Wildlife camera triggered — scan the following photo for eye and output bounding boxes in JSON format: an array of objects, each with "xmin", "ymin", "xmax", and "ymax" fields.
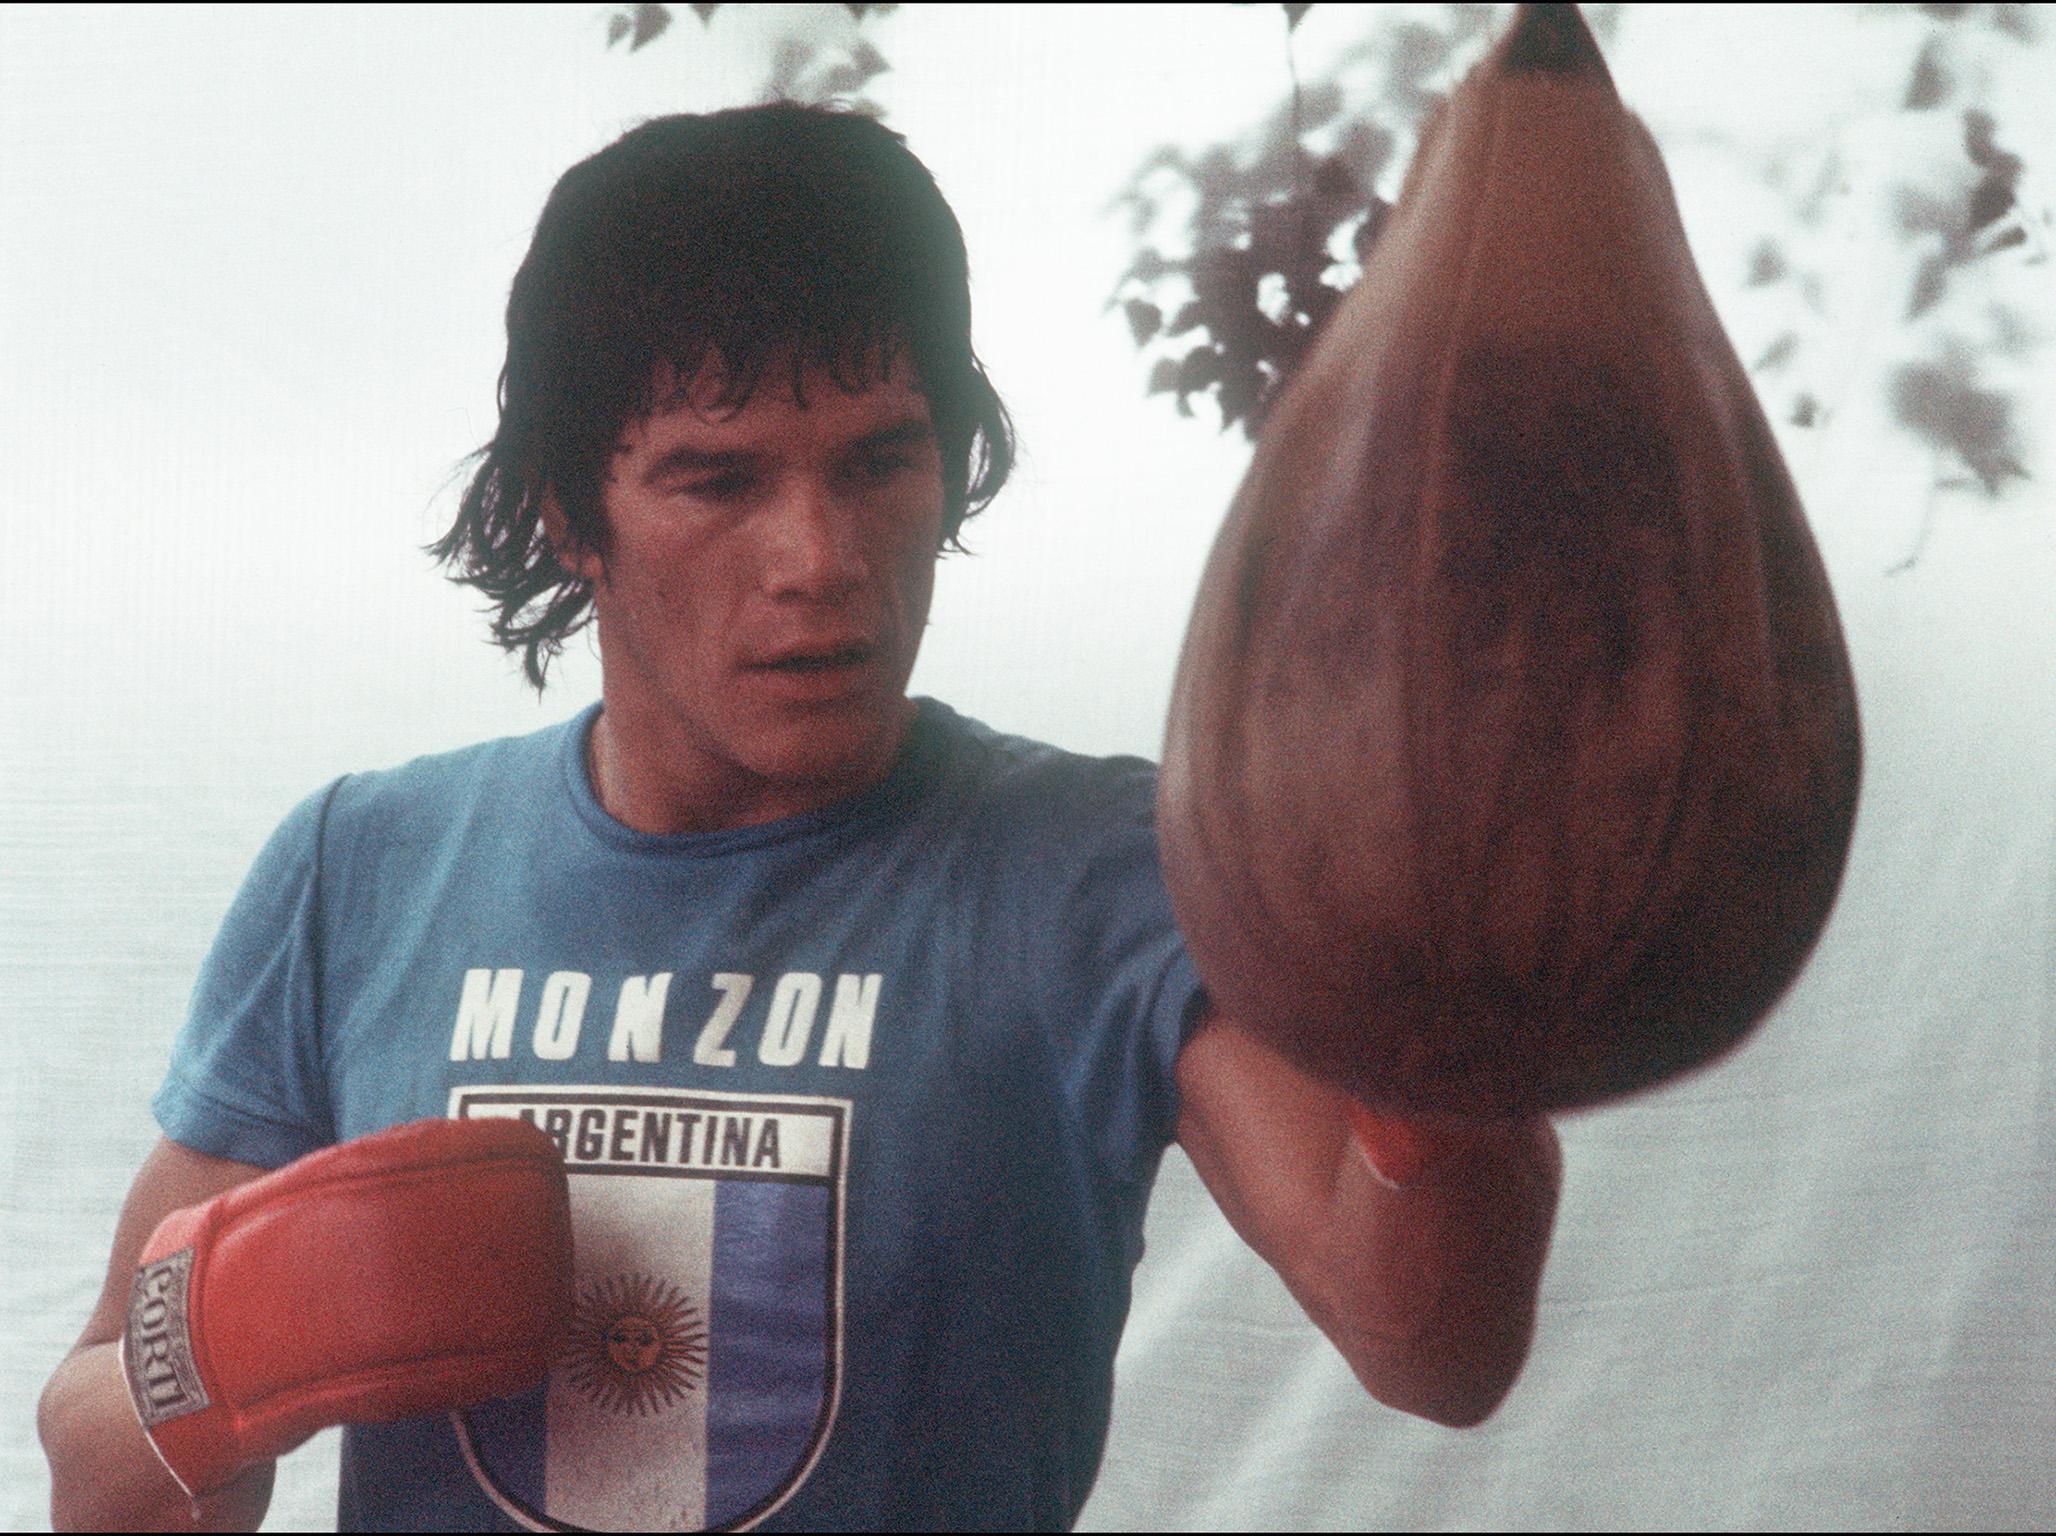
[
  {"xmin": 855, "ymin": 451, "xmax": 916, "ymax": 485},
  {"xmin": 679, "ymin": 471, "xmax": 754, "ymax": 502}
]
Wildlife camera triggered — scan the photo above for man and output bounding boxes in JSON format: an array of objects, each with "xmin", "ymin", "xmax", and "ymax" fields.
[{"xmin": 40, "ymin": 104, "xmax": 1559, "ymax": 1532}]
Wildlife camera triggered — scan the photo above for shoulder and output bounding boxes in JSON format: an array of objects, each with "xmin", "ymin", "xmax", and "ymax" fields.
[
  {"xmin": 912, "ymin": 700, "xmax": 1172, "ymax": 931},
  {"xmin": 917, "ymin": 697, "xmax": 1159, "ymax": 838},
  {"xmin": 239, "ymin": 712, "xmax": 590, "ymax": 908},
  {"xmin": 321, "ymin": 710, "xmax": 584, "ymax": 844}
]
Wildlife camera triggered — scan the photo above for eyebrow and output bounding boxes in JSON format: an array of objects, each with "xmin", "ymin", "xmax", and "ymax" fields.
[{"xmin": 639, "ymin": 415, "xmax": 937, "ymax": 486}]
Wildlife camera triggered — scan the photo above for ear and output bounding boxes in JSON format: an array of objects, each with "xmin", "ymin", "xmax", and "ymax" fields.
[{"xmin": 541, "ymin": 491, "xmax": 606, "ymax": 586}]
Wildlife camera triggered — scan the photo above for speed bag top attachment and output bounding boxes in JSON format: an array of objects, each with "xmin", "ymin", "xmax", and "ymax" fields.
[{"xmin": 1158, "ymin": 2, "xmax": 1862, "ymax": 1118}]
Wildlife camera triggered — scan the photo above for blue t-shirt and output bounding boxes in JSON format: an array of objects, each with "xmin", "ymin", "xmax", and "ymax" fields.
[{"xmin": 154, "ymin": 698, "xmax": 1205, "ymax": 1532}]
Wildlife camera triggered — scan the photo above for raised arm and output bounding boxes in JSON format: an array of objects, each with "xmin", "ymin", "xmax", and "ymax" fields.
[{"xmin": 1175, "ymin": 1009, "xmax": 1562, "ymax": 1427}]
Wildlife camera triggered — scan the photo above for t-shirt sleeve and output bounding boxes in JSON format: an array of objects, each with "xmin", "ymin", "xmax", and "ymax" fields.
[
  {"xmin": 152, "ymin": 780, "xmax": 343, "ymax": 1167},
  {"xmin": 996, "ymin": 752, "xmax": 1208, "ymax": 1189}
]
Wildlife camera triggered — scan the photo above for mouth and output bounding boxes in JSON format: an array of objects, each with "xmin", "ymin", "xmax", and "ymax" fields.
[
  {"xmin": 746, "ymin": 641, "xmax": 888, "ymax": 703},
  {"xmin": 756, "ymin": 642, "xmax": 878, "ymax": 674}
]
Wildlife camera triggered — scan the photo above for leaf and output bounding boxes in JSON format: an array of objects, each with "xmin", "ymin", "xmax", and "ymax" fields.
[
  {"xmin": 1280, "ymin": 254, "xmax": 1343, "ymax": 321},
  {"xmin": 1190, "ymin": 249, "xmax": 1256, "ymax": 312},
  {"xmin": 689, "ymin": 2, "xmax": 719, "ymax": 21},
  {"xmin": 1310, "ymin": 151, "xmax": 1359, "ymax": 205},
  {"xmin": 1117, "ymin": 4, "xmax": 1638, "ymax": 442},
  {"xmin": 1333, "ymin": 121, "xmax": 1395, "ymax": 187},
  {"xmin": 845, "ymin": 2, "xmax": 899, "ymax": 17},
  {"xmin": 1963, "ymin": 109, "xmax": 2021, "ymax": 175},
  {"xmin": 850, "ymin": 40, "xmax": 890, "ymax": 80},
  {"xmin": 1247, "ymin": 199, "xmax": 1306, "ymax": 268},
  {"xmin": 1745, "ymin": 240, "xmax": 1787, "ymax": 286},
  {"xmin": 1993, "ymin": 3, "xmax": 2037, "ymax": 41},
  {"xmin": 1227, "ymin": 0, "xmax": 1312, "ymax": 28},
  {"xmin": 1124, "ymin": 299, "xmax": 1164, "ymax": 345},
  {"xmin": 1968, "ymin": 171, "xmax": 2014, "ymax": 233},
  {"xmin": 1905, "ymin": 255, "xmax": 1948, "ymax": 318},
  {"xmin": 631, "ymin": 3, "xmax": 675, "ymax": 47},
  {"xmin": 1121, "ymin": 248, "xmax": 1174, "ymax": 285},
  {"xmin": 610, "ymin": 4, "xmax": 676, "ymax": 49},
  {"xmin": 1902, "ymin": 39, "xmax": 1949, "ymax": 109},
  {"xmin": 1791, "ymin": 394, "xmax": 1821, "ymax": 428},
  {"xmin": 1294, "ymin": 81, "xmax": 1345, "ymax": 136},
  {"xmin": 1982, "ymin": 225, "xmax": 2028, "ymax": 255},
  {"xmin": 1175, "ymin": 345, "xmax": 1227, "ymax": 397},
  {"xmin": 1889, "ymin": 350, "xmax": 2030, "ymax": 493},
  {"xmin": 766, "ymin": 37, "xmax": 815, "ymax": 99},
  {"xmin": 1217, "ymin": 362, "xmax": 1262, "ymax": 428},
  {"xmin": 817, "ymin": 47, "xmax": 893, "ymax": 99},
  {"xmin": 1299, "ymin": 278, "xmax": 1345, "ymax": 335},
  {"xmin": 1754, "ymin": 332, "xmax": 1799, "ymax": 371},
  {"xmin": 1893, "ymin": 187, "xmax": 1955, "ymax": 239}
]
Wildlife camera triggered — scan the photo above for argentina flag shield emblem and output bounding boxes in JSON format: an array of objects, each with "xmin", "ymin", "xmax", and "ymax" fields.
[{"xmin": 446, "ymin": 1085, "xmax": 849, "ymax": 1532}]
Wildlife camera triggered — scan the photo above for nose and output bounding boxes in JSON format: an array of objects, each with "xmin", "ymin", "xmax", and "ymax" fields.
[{"xmin": 760, "ymin": 483, "xmax": 868, "ymax": 601}]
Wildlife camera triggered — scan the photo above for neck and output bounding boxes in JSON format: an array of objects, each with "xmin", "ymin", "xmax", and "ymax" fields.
[{"xmin": 584, "ymin": 693, "xmax": 917, "ymax": 837}]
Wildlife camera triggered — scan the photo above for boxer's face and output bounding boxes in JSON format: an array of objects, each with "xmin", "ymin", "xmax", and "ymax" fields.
[{"xmin": 565, "ymin": 349, "xmax": 945, "ymax": 826}]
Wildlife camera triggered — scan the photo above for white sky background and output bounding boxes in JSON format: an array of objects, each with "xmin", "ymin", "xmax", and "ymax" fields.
[
  {"xmin": 13, "ymin": 1, "xmax": 2046, "ymax": 774},
  {"xmin": 5, "ymin": 4, "xmax": 2055, "ymax": 1530},
  {"xmin": 3, "ymin": 1, "xmax": 1269, "ymax": 777}
]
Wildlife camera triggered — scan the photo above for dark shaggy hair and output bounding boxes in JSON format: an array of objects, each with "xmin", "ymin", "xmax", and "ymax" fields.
[{"xmin": 431, "ymin": 103, "xmax": 1016, "ymax": 689}]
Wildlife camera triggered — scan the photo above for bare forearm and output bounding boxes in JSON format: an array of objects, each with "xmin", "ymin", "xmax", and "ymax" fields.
[
  {"xmin": 1176, "ymin": 1013, "xmax": 1563, "ymax": 1427},
  {"xmin": 1311, "ymin": 1116, "xmax": 1562, "ymax": 1426},
  {"xmin": 39, "ymin": 1343, "xmax": 272, "ymax": 1533}
]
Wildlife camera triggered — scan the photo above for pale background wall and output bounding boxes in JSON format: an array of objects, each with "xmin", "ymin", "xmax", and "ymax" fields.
[{"xmin": 4, "ymin": 4, "xmax": 2052, "ymax": 1529}]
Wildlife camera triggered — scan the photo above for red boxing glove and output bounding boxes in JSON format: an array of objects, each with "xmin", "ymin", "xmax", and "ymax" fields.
[{"xmin": 120, "ymin": 1117, "xmax": 573, "ymax": 1500}]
